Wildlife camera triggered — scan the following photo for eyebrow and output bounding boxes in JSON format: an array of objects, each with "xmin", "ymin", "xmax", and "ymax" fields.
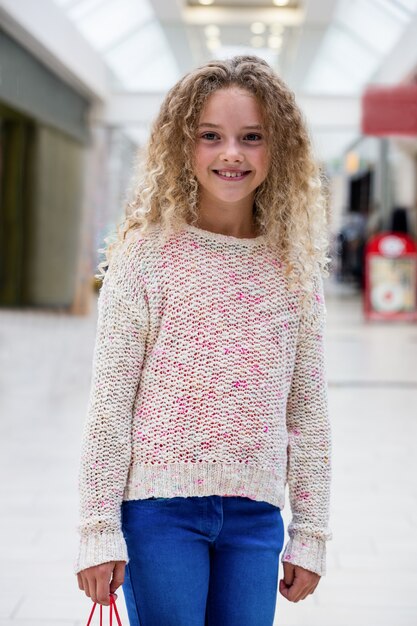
[{"xmin": 198, "ymin": 123, "xmax": 263, "ymax": 130}]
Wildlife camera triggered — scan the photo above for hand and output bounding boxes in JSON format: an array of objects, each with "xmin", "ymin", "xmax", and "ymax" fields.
[
  {"xmin": 279, "ymin": 562, "xmax": 320, "ymax": 602},
  {"xmin": 77, "ymin": 561, "xmax": 126, "ymax": 606}
]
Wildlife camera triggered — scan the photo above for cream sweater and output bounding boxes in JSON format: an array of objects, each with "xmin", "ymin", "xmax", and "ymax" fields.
[{"xmin": 74, "ymin": 223, "xmax": 332, "ymax": 577}]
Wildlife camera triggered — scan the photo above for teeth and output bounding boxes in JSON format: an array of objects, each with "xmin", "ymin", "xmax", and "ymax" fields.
[{"xmin": 217, "ymin": 170, "xmax": 245, "ymax": 178}]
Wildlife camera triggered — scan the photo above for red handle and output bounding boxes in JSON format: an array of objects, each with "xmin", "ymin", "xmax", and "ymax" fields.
[
  {"xmin": 85, "ymin": 594, "xmax": 123, "ymax": 626},
  {"xmin": 111, "ymin": 594, "xmax": 123, "ymax": 626}
]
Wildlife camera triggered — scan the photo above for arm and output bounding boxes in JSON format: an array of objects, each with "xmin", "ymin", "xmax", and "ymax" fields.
[
  {"xmin": 74, "ymin": 241, "xmax": 149, "ymax": 574},
  {"xmin": 281, "ymin": 267, "xmax": 332, "ymax": 577}
]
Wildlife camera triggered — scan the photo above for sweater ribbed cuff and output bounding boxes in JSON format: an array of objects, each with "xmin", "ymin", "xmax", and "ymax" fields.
[
  {"xmin": 74, "ymin": 531, "xmax": 129, "ymax": 575},
  {"xmin": 281, "ymin": 534, "xmax": 327, "ymax": 576}
]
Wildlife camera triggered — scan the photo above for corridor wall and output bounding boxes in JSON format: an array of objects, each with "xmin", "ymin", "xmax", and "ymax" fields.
[{"xmin": 0, "ymin": 27, "xmax": 91, "ymax": 309}]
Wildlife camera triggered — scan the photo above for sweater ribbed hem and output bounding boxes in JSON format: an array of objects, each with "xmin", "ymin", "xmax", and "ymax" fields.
[
  {"xmin": 74, "ymin": 531, "xmax": 129, "ymax": 575},
  {"xmin": 281, "ymin": 534, "xmax": 327, "ymax": 576},
  {"xmin": 123, "ymin": 461, "xmax": 286, "ymax": 510}
]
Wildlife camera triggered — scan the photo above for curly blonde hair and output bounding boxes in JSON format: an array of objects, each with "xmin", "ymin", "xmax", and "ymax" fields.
[{"xmin": 98, "ymin": 55, "xmax": 331, "ymax": 310}]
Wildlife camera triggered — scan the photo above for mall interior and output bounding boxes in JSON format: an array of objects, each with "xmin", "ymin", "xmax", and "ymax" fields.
[{"xmin": 0, "ymin": 1, "xmax": 417, "ymax": 625}]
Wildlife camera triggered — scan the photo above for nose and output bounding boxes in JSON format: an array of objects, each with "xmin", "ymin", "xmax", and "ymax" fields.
[{"xmin": 219, "ymin": 138, "xmax": 244, "ymax": 163}]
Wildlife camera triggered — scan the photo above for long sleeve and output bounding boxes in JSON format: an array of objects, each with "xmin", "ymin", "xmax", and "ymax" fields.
[
  {"xmin": 281, "ymin": 268, "xmax": 332, "ymax": 576},
  {"xmin": 74, "ymin": 243, "xmax": 149, "ymax": 575}
]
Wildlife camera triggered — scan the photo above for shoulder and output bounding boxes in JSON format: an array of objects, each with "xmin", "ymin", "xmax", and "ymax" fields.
[
  {"xmin": 298, "ymin": 263, "xmax": 327, "ymax": 331},
  {"xmin": 102, "ymin": 227, "xmax": 162, "ymax": 302},
  {"xmin": 108, "ymin": 226, "xmax": 162, "ymax": 272},
  {"xmin": 312, "ymin": 266, "xmax": 327, "ymax": 315}
]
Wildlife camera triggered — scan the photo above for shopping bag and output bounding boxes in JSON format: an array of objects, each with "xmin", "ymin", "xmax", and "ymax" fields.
[{"xmin": 84, "ymin": 593, "xmax": 123, "ymax": 626}]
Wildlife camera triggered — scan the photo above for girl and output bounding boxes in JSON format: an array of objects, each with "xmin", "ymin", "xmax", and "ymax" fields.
[{"xmin": 75, "ymin": 55, "xmax": 332, "ymax": 626}]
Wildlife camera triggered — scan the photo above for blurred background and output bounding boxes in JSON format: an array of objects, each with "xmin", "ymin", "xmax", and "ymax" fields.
[{"xmin": 0, "ymin": 1, "xmax": 417, "ymax": 625}]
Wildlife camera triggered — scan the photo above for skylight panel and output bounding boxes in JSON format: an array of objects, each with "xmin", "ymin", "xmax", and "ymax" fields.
[
  {"xmin": 392, "ymin": 0, "xmax": 417, "ymax": 13},
  {"xmin": 305, "ymin": 25, "xmax": 379, "ymax": 94},
  {"xmin": 105, "ymin": 21, "xmax": 179, "ymax": 91},
  {"xmin": 303, "ymin": 0, "xmax": 417, "ymax": 95},
  {"xmin": 70, "ymin": 0, "xmax": 153, "ymax": 51},
  {"xmin": 335, "ymin": 0, "xmax": 404, "ymax": 55}
]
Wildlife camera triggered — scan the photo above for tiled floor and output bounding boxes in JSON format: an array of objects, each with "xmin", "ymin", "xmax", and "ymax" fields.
[{"xmin": 1, "ymin": 276, "xmax": 416, "ymax": 626}]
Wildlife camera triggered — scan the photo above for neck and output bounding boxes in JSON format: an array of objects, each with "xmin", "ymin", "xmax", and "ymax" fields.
[{"xmin": 195, "ymin": 194, "xmax": 258, "ymax": 238}]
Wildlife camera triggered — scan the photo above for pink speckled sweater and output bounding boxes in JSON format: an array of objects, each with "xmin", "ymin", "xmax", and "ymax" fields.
[{"xmin": 74, "ymin": 223, "xmax": 332, "ymax": 577}]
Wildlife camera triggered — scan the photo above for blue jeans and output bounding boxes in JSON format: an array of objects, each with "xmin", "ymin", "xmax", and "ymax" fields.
[{"xmin": 121, "ymin": 495, "xmax": 285, "ymax": 626}]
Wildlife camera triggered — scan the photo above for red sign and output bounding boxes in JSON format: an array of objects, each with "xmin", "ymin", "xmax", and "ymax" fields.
[
  {"xmin": 361, "ymin": 84, "xmax": 417, "ymax": 136},
  {"xmin": 364, "ymin": 232, "xmax": 417, "ymax": 321}
]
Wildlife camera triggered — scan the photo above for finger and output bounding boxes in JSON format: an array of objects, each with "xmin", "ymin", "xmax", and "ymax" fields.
[
  {"xmin": 298, "ymin": 585, "xmax": 314, "ymax": 602},
  {"xmin": 110, "ymin": 562, "xmax": 125, "ymax": 594},
  {"xmin": 96, "ymin": 573, "xmax": 111, "ymax": 606},
  {"xmin": 306, "ymin": 579, "xmax": 319, "ymax": 594},
  {"xmin": 77, "ymin": 573, "xmax": 84, "ymax": 591},
  {"xmin": 309, "ymin": 581, "xmax": 319, "ymax": 594},
  {"xmin": 289, "ymin": 568, "xmax": 316, "ymax": 600},
  {"xmin": 279, "ymin": 576, "xmax": 309, "ymax": 603},
  {"xmin": 278, "ymin": 579, "xmax": 290, "ymax": 599},
  {"xmin": 89, "ymin": 575, "xmax": 98, "ymax": 604},
  {"xmin": 287, "ymin": 580, "xmax": 309, "ymax": 603},
  {"xmin": 82, "ymin": 573, "xmax": 92, "ymax": 600},
  {"xmin": 306, "ymin": 582, "xmax": 318, "ymax": 597},
  {"xmin": 283, "ymin": 562, "xmax": 295, "ymax": 586},
  {"xmin": 299, "ymin": 586, "xmax": 314, "ymax": 601}
]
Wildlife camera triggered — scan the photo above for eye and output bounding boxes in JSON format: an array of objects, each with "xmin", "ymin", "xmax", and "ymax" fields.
[
  {"xmin": 200, "ymin": 132, "xmax": 219, "ymax": 141},
  {"xmin": 244, "ymin": 133, "xmax": 262, "ymax": 141}
]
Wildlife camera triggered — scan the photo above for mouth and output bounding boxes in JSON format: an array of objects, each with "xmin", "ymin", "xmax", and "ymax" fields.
[{"xmin": 213, "ymin": 169, "xmax": 251, "ymax": 181}]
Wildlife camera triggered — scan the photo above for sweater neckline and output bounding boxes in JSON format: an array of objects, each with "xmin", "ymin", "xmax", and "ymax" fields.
[{"xmin": 183, "ymin": 224, "xmax": 265, "ymax": 247}]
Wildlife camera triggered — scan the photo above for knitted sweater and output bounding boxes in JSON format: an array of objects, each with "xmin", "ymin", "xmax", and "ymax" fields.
[{"xmin": 74, "ymin": 223, "xmax": 332, "ymax": 577}]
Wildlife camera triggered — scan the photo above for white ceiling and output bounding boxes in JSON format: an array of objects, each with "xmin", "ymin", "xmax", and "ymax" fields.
[{"xmin": 35, "ymin": 0, "xmax": 417, "ymax": 159}]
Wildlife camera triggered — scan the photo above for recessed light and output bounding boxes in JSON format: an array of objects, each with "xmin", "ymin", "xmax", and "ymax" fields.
[
  {"xmin": 268, "ymin": 35, "xmax": 282, "ymax": 49},
  {"xmin": 199, "ymin": 0, "xmax": 214, "ymax": 5},
  {"xmin": 251, "ymin": 35, "xmax": 265, "ymax": 48},
  {"xmin": 250, "ymin": 21, "xmax": 266, "ymax": 34},
  {"xmin": 207, "ymin": 38, "xmax": 221, "ymax": 50},
  {"xmin": 269, "ymin": 23, "xmax": 284, "ymax": 35},
  {"xmin": 273, "ymin": 0, "xmax": 289, "ymax": 6},
  {"xmin": 205, "ymin": 24, "xmax": 220, "ymax": 38}
]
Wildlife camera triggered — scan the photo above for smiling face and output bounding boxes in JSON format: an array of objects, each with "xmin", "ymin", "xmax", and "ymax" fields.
[{"xmin": 193, "ymin": 86, "xmax": 270, "ymax": 214}]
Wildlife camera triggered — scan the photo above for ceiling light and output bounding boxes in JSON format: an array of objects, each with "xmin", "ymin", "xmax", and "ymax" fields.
[
  {"xmin": 205, "ymin": 24, "xmax": 220, "ymax": 38},
  {"xmin": 251, "ymin": 35, "xmax": 265, "ymax": 48},
  {"xmin": 269, "ymin": 23, "xmax": 284, "ymax": 35},
  {"xmin": 199, "ymin": 0, "xmax": 214, "ymax": 5},
  {"xmin": 345, "ymin": 152, "xmax": 359, "ymax": 174},
  {"xmin": 268, "ymin": 35, "xmax": 282, "ymax": 49},
  {"xmin": 207, "ymin": 38, "xmax": 221, "ymax": 51},
  {"xmin": 250, "ymin": 22, "xmax": 266, "ymax": 34},
  {"xmin": 273, "ymin": 0, "xmax": 290, "ymax": 6}
]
